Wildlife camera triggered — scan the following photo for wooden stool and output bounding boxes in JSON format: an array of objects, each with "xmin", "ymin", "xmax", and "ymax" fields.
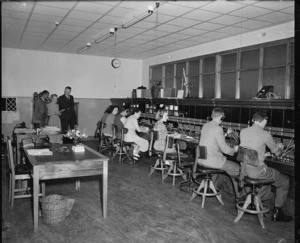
[
  {"xmin": 148, "ymin": 150, "xmax": 168, "ymax": 180},
  {"xmin": 162, "ymin": 138, "xmax": 189, "ymax": 186},
  {"xmin": 190, "ymin": 165, "xmax": 226, "ymax": 208},
  {"xmin": 234, "ymin": 177, "xmax": 274, "ymax": 229}
]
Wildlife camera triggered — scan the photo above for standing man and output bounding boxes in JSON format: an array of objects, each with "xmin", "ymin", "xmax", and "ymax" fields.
[
  {"xmin": 57, "ymin": 86, "xmax": 77, "ymax": 134},
  {"xmin": 240, "ymin": 111, "xmax": 292, "ymax": 222},
  {"xmin": 197, "ymin": 107, "xmax": 240, "ymax": 196},
  {"xmin": 32, "ymin": 90, "xmax": 49, "ymax": 128}
]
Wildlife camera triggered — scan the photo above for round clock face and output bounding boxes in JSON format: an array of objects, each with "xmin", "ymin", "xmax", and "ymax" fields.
[{"xmin": 111, "ymin": 58, "xmax": 121, "ymax": 68}]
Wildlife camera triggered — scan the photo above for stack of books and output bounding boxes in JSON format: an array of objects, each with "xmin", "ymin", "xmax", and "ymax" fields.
[{"xmin": 72, "ymin": 144, "xmax": 85, "ymax": 152}]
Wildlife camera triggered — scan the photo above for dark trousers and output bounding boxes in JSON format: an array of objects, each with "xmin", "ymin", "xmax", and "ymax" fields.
[
  {"xmin": 33, "ymin": 123, "xmax": 41, "ymax": 129},
  {"xmin": 60, "ymin": 114, "xmax": 77, "ymax": 134}
]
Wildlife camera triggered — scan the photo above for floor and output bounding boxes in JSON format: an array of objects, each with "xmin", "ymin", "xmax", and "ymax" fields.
[{"xmin": 2, "ymin": 140, "xmax": 295, "ymax": 243}]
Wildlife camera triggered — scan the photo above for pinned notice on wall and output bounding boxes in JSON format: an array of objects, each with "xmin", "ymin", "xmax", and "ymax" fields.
[{"xmin": 1, "ymin": 111, "xmax": 20, "ymax": 124}]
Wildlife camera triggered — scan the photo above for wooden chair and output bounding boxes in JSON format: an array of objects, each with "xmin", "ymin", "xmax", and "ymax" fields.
[
  {"xmin": 20, "ymin": 138, "xmax": 35, "ymax": 164},
  {"xmin": 148, "ymin": 131, "xmax": 168, "ymax": 179},
  {"xmin": 233, "ymin": 147, "xmax": 274, "ymax": 229},
  {"xmin": 190, "ymin": 145, "xmax": 236, "ymax": 208},
  {"xmin": 98, "ymin": 122, "xmax": 114, "ymax": 153},
  {"xmin": 163, "ymin": 136, "xmax": 190, "ymax": 186},
  {"xmin": 6, "ymin": 137, "xmax": 45, "ymax": 209},
  {"xmin": 112, "ymin": 128, "xmax": 134, "ymax": 163}
]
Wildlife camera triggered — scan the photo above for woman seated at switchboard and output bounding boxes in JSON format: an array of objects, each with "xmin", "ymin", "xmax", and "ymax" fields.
[
  {"xmin": 124, "ymin": 108, "xmax": 149, "ymax": 158},
  {"xmin": 102, "ymin": 105, "xmax": 119, "ymax": 137},
  {"xmin": 153, "ymin": 109, "xmax": 176, "ymax": 153}
]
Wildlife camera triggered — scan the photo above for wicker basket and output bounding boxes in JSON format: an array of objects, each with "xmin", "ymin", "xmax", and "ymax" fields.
[{"xmin": 40, "ymin": 194, "xmax": 68, "ymax": 225}]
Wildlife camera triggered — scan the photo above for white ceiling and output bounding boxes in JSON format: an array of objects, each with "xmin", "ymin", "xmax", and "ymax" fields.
[{"xmin": 1, "ymin": 1, "xmax": 294, "ymax": 59}]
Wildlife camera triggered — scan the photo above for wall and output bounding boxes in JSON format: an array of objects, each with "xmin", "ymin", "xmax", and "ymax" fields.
[
  {"xmin": 2, "ymin": 48, "xmax": 142, "ymax": 98},
  {"xmin": 2, "ymin": 48, "xmax": 143, "ymax": 136},
  {"xmin": 141, "ymin": 22, "xmax": 294, "ymax": 87}
]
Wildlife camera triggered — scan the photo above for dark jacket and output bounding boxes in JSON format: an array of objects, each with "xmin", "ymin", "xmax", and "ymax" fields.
[
  {"xmin": 57, "ymin": 94, "xmax": 75, "ymax": 119},
  {"xmin": 32, "ymin": 97, "xmax": 47, "ymax": 126}
]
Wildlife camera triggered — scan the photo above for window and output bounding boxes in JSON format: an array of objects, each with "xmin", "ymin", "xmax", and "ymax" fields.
[{"xmin": 1, "ymin": 97, "xmax": 17, "ymax": 112}]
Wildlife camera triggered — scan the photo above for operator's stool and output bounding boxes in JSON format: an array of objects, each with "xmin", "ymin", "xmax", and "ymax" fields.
[
  {"xmin": 148, "ymin": 150, "xmax": 167, "ymax": 179},
  {"xmin": 190, "ymin": 165, "xmax": 227, "ymax": 208},
  {"xmin": 234, "ymin": 177, "xmax": 274, "ymax": 229}
]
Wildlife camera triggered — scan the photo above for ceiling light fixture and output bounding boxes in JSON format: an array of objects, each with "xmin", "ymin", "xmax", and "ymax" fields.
[
  {"xmin": 77, "ymin": 43, "xmax": 91, "ymax": 53},
  {"xmin": 94, "ymin": 27, "xmax": 118, "ymax": 44},
  {"xmin": 122, "ymin": 5, "xmax": 156, "ymax": 29}
]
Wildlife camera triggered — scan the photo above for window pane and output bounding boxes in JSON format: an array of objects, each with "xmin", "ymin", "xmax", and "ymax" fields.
[
  {"xmin": 202, "ymin": 74, "xmax": 215, "ymax": 98},
  {"xmin": 221, "ymin": 72, "xmax": 236, "ymax": 99},
  {"xmin": 176, "ymin": 62, "xmax": 185, "ymax": 77},
  {"xmin": 241, "ymin": 49, "xmax": 259, "ymax": 69},
  {"xmin": 189, "ymin": 76, "xmax": 200, "ymax": 98},
  {"xmin": 165, "ymin": 78, "xmax": 174, "ymax": 89},
  {"xmin": 264, "ymin": 44, "xmax": 287, "ymax": 67},
  {"xmin": 240, "ymin": 70, "xmax": 259, "ymax": 99},
  {"xmin": 221, "ymin": 53, "xmax": 237, "ymax": 71},
  {"xmin": 189, "ymin": 60, "xmax": 199, "ymax": 76},
  {"xmin": 152, "ymin": 66, "xmax": 162, "ymax": 81},
  {"xmin": 203, "ymin": 57, "xmax": 215, "ymax": 73},
  {"xmin": 263, "ymin": 67, "xmax": 286, "ymax": 98},
  {"xmin": 176, "ymin": 77, "xmax": 183, "ymax": 90},
  {"xmin": 165, "ymin": 65, "xmax": 174, "ymax": 79}
]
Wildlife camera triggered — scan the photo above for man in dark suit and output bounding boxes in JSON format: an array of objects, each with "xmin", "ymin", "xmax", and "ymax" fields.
[
  {"xmin": 32, "ymin": 90, "xmax": 49, "ymax": 128},
  {"xmin": 57, "ymin": 86, "xmax": 77, "ymax": 134}
]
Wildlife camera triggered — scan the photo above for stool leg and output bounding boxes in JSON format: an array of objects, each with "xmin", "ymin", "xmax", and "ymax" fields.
[
  {"xmin": 76, "ymin": 180, "xmax": 80, "ymax": 190},
  {"xmin": 209, "ymin": 180, "xmax": 224, "ymax": 206},
  {"xmin": 254, "ymin": 195, "xmax": 265, "ymax": 229},
  {"xmin": 234, "ymin": 194, "xmax": 252, "ymax": 223},
  {"xmin": 201, "ymin": 180, "xmax": 209, "ymax": 208},
  {"xmin": 11, "ymin": 178, "xmax": 15, "ymax": 209},
  {"xmin": 172, "ymin": 163, "xmax": 177, "ymax": 186},
  {"xmin": 148, "ymin": 158, "xmax": 159, "ymax": 177},
  {"xmin": 190, "ymin": 179, "xmax": 205, "ymax": 201},
  {"xmin": 8, "ymin": 174, "xmax": 12, "ymax": 204},
  {"xmin": 160, "ymin": 159, "xmax": 166, "ymax": 180}
]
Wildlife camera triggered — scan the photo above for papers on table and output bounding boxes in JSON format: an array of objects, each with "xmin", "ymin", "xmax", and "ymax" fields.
[
  {"xmin": 72, "ymin": 144, "xmax": 85, "ymax": 152},
  {"xmin": 14, "ymin": 128, "xmax": 36, "ymax": 134},
  {"xmin": 40, "ymin": 126, "xmax": 60, "ymax": 135},
  {"xmin": 27, "ymin": 149, "xmax": 53, "ymax": 156}
]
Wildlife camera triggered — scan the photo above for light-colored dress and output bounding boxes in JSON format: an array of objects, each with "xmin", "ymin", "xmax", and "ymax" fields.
[
  {"xmin": 47, "ymin": 102, "xmax": 61, "ymax": 129},
  {"xmin": 154, "ymin": 120, "xmax": 176, "ymax": 153},
  {"xmin": 103, "ymin": 113, "xmax": 115, "ymax": 137},
  {"xmin": 124, "ymin": 115, "xmax": 149, "ymax": 152}
]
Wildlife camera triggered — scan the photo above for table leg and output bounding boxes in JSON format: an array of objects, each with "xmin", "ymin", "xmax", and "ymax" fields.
[
  {"xmin": 33, "ymin": 167, "xmax": 39, "ymax": 232},
  {"xmin": 103, "ymin": 161, "xmax": 108, "ymax": 218}
]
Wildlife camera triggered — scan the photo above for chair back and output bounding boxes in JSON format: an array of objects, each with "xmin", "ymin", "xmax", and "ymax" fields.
[
  {"xmin": 120, "ymin": 128, "xmax": 128, "ymax": 146},
  {"xmin": 237, "ymin": 146, "xmax": 259, "ymax": 187},
  {"xmin": 6, "ymin": 137, "xmax": 15, "ymax": 174},
  {"xmin": 162, "ymin": 135, "xmax": 175, "ymax": 161},
  {"xmin": 176, "ymin": 140, "xmax": 187, "ymax": 166},
  {"xmin": 192, "ymin": 145, "xmax": 207, "ymax": 175},
  {"xmin": 112, "ymin": 124, "xmax": 118, "ymax": 140}
]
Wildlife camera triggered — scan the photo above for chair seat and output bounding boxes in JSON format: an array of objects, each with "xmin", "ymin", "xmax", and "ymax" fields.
[
  {"xmin": 243, "ymin": 176, "xmax": 274, "ymax": 185},
  {"xmin": 151, "ymin": 149, "xmax": 164, "ymax": 156},
  {"xmin": 167, "ymin": 153, "xmax": 189, "ymax": 160},
  {"xmin": 123, "ymin": 141, "xmax": 135, "ymax": 146},
  {"xmin": 14, "ymin": 164, "xmax": 31, "ymax": 175},
  {"xmin": 196, "ymin": 164, "xmax": 226, "ymax": 175}
]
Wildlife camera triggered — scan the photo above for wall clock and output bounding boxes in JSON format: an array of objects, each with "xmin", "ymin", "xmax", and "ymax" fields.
[{"xmin": 111, "ymin": 58, "xmax": 121, "ymax": 68}]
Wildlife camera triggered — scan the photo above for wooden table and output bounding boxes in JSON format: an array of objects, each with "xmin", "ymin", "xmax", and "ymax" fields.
[
  {"xmin": 24, "ymin": 143, "xmax": 109, "ymax": 231},
  {"xmin": 15, "ymin": 132, "xmax": 63, "ymax": 164}
]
